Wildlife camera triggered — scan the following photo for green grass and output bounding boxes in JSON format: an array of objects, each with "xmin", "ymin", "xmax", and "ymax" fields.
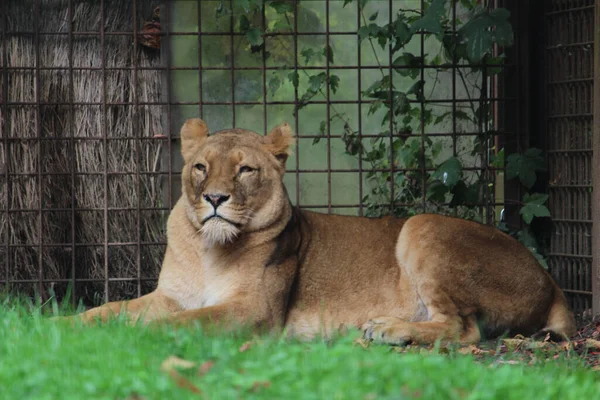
[{"xmin": 1, "ymin": 297, "xmax": 598, "ymax": 400}]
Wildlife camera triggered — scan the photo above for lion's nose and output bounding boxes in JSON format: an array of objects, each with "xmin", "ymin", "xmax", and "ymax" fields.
[{"xmin": 203, "ymin": 193, "xmax": 230, "ymax": 208}]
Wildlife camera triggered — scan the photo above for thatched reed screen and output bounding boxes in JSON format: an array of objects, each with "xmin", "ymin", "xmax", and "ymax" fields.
[
  {"xmin": 543, "ymin": 0, "xmax": 597, "ymax": 315},
  {"xmin": 0, "ymin": 0, "xmax": 534, "ymax": 309},
  {"xmin": 1, "ymin": 0, "xmax": 164, "ymax": 305}
]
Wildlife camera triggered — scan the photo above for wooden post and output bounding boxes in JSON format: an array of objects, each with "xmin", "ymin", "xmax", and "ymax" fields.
[{"xmin": 593, "ymin": 0, "xmax": 600, "ymax": 316}]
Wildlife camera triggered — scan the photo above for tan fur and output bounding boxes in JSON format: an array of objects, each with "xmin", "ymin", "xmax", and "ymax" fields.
[{"xmin": 61, "ymin": 118, "xmax": 577, "ymax": 345}]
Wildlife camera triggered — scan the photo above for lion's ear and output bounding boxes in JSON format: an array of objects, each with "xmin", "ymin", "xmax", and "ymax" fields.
[
  {"xmin": 263, "ymin": 122, "xmax": 294, "ymax": 167},
  {"xmin": 180, "ymin": 118, "xmax": 209, "ymax": 163}
]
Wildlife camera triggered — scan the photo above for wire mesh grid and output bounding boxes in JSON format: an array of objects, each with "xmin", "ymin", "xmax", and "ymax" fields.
[
  {"xmin": 0, "ymin": 0, "xmax": 514, "ymax": 307},
  {"xmin": 544, "ymin": 0, "xmax": 596, "ymax": 314}
]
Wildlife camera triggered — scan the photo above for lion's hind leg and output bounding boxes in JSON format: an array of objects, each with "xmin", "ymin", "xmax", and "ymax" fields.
[{"xmin": 362, "ymin": 314, "xmax": 480, "ymax": 345}]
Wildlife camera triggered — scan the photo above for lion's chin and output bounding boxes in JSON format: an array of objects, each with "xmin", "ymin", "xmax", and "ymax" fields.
[{"xmin": 200, "ymin": 217, "xmax": 241, "ymax": 247}]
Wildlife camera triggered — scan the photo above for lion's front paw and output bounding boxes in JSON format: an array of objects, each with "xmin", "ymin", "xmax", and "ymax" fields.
[{"xmin": 362, "ymin": 316, "xmax": 412, "ymax": 346}]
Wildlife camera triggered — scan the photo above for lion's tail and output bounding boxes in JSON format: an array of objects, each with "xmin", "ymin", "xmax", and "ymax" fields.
[{"xmin": 535, "ymin": 284, "xmax": 577, "ymax": 341}]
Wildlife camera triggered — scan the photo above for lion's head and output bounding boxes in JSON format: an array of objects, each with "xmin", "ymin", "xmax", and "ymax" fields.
[{"xmin": 179, "ymin": 118, "xmax": 294, "ymax": 247}]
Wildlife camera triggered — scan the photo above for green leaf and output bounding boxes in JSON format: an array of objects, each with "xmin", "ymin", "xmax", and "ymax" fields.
[
  {"xmin": 523, "ymin": 192, "xmax": 549, "ymax": 205},
  {"xmin": 359, "ymin": 0, "xmax": 371, "ymax": 9},
  {"xmin": 492, "ymin": 148, "xmax": 504, "ymax": 168},
  {"xmin": 520, "ymin": 193, "xmax": 551, "ymax": 224},
  {"xmin": 369, "ymin": 11, "xmax": 379, "ymax": 21},
  {"xmin": 407, "ymin": 80, "xmax": 425, "ymax": 102},
  {"xmin": 239, "ymin": 14, "xmax": 250, "ymax": 32},
  {"xmin": 301, "ymin": 48, "xmax": 317, "ymax": 64},
  {"xmin": 368, "ymin": 99, "xmax": 383, "ymax": 115},
  {"xmin": 287, "ymin": 71, "xmax": 299, "ymax": 88},
  {"xmin": 458, "ymin": 7, "xmax": 513, "ymax": 62},
  {"xmin": 392, "ymin": 53, "xmax": 422, "ymax": 79},
  {"xmin": 319, "ymin": 120, "xmax": 327, "ymax": 135},
  {"xmin": 268, "ymin": 74, "xmax": 281, "ymax": 96},
  {"xmin": 308, "ymin": 72, "xmax": 327, "ymax": 92},
  {"xmin": 520, "ymin": 204, "xmax": 551, "ymax": 224},
  {"xmin": 269, "ymin": 0, "xmax": 293, "ymax": 14},
  {"xmin": 410, "ymin": 0, "xmax": 446, "ymax": 35},
  {"xmin": 432, "ymin": 141, "xmax": 443, "ymax": 158},
  {"xmin": 450, "ymin": 180, "xmax": 480, "ymax": 207},
  {"xmin": 433, "ymin": 156, "xmax": 463, "ymax": 188},
  {"xmin": 272, "ymin": 19, "xmax": 292, "ymax": 31},
  {"xmin": 505, "ymin": 148, "xmax": 545, "ymax": 188},
  {"xmin": 357, "ymin": 23, "xmax": 381, "ymax": 42},
  {"xmin": 392, "ymin": 16, "xmax": 412, "ymax": 50},
  {"xmin": 343, "ymin": 0, "xmax": 354, "ymax": 7},
  {"xmin": 434, "ymin": 111, "xmax": 452, "ymax": 125},
  {"xmin": 329, "ymin": 74, "xmax": 340, "ymax": 94},
  {"xmin": 245, "ymin": 27, "xmax": 264, "ymax": 46},
  {"xmin": 323, "ymin": 44, "xmax": 334, "ymax": 64},
  {"xmin": 427, "ymin": 180, "xmax": 449, "ymax": 202},
  {"xmin": 234, "ymin": 0, "xmax": 251, "ymax": 12},
  {"xmin": 393, "ymin": 91, "xmax": 410, "ymax": 116}
]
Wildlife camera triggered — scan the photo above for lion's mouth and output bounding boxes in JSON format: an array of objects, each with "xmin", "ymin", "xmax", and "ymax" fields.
[{"xmin": 201, "ymin": 214, "xmax": 242, "ymax": 228}]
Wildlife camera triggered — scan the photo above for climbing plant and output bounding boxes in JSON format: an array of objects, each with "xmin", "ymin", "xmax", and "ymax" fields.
[{"xmin": 213, "ymin": 0, "xmax": 551, "ymax": 267}]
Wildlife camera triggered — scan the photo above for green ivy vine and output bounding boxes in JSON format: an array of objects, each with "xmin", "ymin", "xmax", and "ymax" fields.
[{"xmin": 214, "ymin": 0, "xmax": 552, "ymax": 268}]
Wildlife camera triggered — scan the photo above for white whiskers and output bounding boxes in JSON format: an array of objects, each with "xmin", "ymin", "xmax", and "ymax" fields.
[{"xmin": 200, "ymin": 218, "xmax": 241, "ymax": 247}]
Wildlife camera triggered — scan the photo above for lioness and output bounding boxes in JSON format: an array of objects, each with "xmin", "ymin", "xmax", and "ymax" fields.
[{"xmin": 64, "ymin": 119, "xmax": 576, "ymax": 345}]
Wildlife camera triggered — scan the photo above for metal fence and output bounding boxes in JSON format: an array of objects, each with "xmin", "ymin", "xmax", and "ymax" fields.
[
  {"xmin": 1, "ymin": 0, "xmax": 594, "ymax": 313},
  {"xmin": 543, "ymin": 0, "xmax": 596, "ymax": 314}
]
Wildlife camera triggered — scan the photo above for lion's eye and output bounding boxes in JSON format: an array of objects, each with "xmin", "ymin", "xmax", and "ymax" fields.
[
  {"xmin": 239, "ymin": 165, "xmax": 254, "ymax": 174},
  {"xmin": 194, "ymin": 163, "xmax": 206, "ymax": 172}
]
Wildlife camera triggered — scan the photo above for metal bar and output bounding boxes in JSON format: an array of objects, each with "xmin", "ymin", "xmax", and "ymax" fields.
[
  {"xmin": 197, "ymin": 0, "xmax": 203, "ymax": 119},
  {"xmin": 545, "ymin": 5, "xmax": 595, "ymax": 15},
  {"xmin": 262, "ymin": 3, "xmax": 267, "ymax": 137},
  {"xmin": 165, "ymin": 2, "xmax": 174, "ymax": 210},
  {"xmin": 548, "ymin": 253, "xmax": 594, "ymax": 259},
  {"xmin": 67, "ymin": 0, "xmax": 77, "ymax": 307},
  {"xmin": 8, "ymin": 242, "xmax": 168, "ymax": 248},
  {"xmin": 8, "ymin": 277, "xmax": 160, "ymax": 284},
  {"xmin": 420, "ymin": 0, "xmax": 426, "ymax": 211},
  {"xmin": 388, "ymin": 0, "xmax": 394, "ymax": 214},
  {"xmin": 0, "ymin": 130, "xmax": 513, "ymax": 142},
  {"xmin": 230, "ymin": 0, "xmax": 235, "ymax": 128},
  {"xmin": 545, "ymin": 41, "xmax": 595, "ymax": 50},
  {"xmin": 4, "ymin": 63, "xmax": 518, "ymax": 72},
  {"xmin": 100, "ymin": 0, "xmax": 109, "ymax": 302},
  {"xmin": 132, "ymin": 0, "xmax": 142, "ymax": 298},
  {"xmin": 2, "ymin": 164, "xmax": 506, "ymax": 180},
  {"xmin": 293, "ymin": 0, "xmax": 300, "ymax": 208},
  {"xmin": 562, "ymin": 289, "xmax": 594, "ymax": 296},
  {"xmin": 3, "ymin": 97, "xmax": 516, "ymax": 106},
  {"xmin": 592, "ymin": 0, "xmax": 600, "ymax": 315},
  {"xmin": 357, "ymin": 0, "xmax": 363, "ymax": 216},
  {"xmin": 33, "ymin": 0, "xmax": 44, "ymax": 299},
  {"xmin": 451, "ymin": 0, "xmax": 458, "ymax": 218},
  {"xmin": 1, "ymin": 0, "xmax": 11, "ymax": 290},
  {"xmin": 326, "ymin": 0, "xmax": 331, "ymax": 214},
  {"xmin": 5, "ymin": 30, "xmax": 363, "ymax": 37}
]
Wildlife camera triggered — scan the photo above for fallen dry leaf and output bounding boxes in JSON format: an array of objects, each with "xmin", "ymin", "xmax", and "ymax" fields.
[
  {"xmin": 250, "ymin": 381, "xmax": 272, "ymax": 393},
  {"xmin": 501, "ymin": 338, "xmax": 525, "ymax": 351},
  {"xmin": 353, "ymin": 338, "xmax": 370, "ymax": 349},
  {"xmin": 161, "ymin": 356, "xmax": 196, "ymax": 371},
  {"xmin": 197, "ymin": 360, "xmax": 215, "ymax": 376},
  {"xmin": 160, "ymin": 356, "xmax": 202, "ymax": 394},
  {"xmin": 457, "ymin": 344, "xmax": 490, "ymax": 356},
  {"xmin": 239, "ymin": 341, "xmax": 255, "ymax": 352},
  {"xmin": 561, "ymin": 341, "xmax": 574, "ymax": 352},
  {"xmin": 495, "ymin": 360, "xmax": 520, "ymax": 365}
]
